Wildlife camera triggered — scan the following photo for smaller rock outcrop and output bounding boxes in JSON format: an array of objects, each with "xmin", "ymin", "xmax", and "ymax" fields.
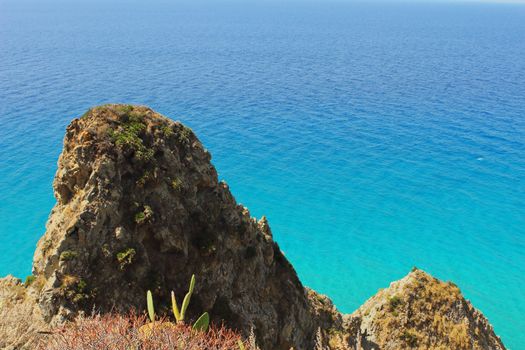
[
  {"xmin": 0, "ymin": 276, "xmax": 48, "ymax": 349},
  {"xmin": 345, "ymin": 268, "xmax": 506, "ymax": 350}
]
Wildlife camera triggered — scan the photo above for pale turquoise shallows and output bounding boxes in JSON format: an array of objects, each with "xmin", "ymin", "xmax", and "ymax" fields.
[{"xmin": 0, "ymin": 1, "xmax": 524, "ymax": 349}]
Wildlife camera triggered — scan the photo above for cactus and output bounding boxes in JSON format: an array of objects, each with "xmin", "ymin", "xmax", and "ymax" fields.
[
  {"xmin": 172, "ymin": 274, "xmax": 196, "ymax": 323},
  {"xmin": 238, "ymin": 339, "xmax": 246, "ymax": 350},
  {"xmin": 192, "ymin": 312, "xmax": 209, "ymax": 332},
  {"xmin": 146, "ymin": 290, "xmax": 155, "ymax": 322}
]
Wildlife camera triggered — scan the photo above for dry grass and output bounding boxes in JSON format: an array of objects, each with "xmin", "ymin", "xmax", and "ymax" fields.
[{"xmin": 38, "ymin": 312, "xmax": 254, "ymax": 350}]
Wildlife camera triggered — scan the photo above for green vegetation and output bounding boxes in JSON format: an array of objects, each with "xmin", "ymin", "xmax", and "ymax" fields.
[
  {"xmin": 101, "ymin": 243, "xmax": 111, "ymax": 258},
  {"xmin": 161, "ymin": 124, "xmax": 174, "ymax": 137},
  {"xmin": 135, "ymin": 205, "xmax": 153, "ymax": 224},
  {"xmin": 109, "ymin": 107, "xmax": 154, "ymax": 161},
  {"xmin": 171, "ymin": 177, "xmax": 183, "ymax": 191},
  {"xmin": 145, "ymin": 274, "xmax": 209, "ymax": 333},
  {"xmin": 388, "ymin": 295, "xmax": 403, "ymax": 311},
  {"xmin": 24, "ymin": 275, "xmax": 36, "ymax": 287},
  {"xmin": 41, "ymin": 239, "xmax": 53, "ymax": 253},
  {"xmin": 179, "ymin": 126, "xmax": 193, "ymax": 144},
  {"xmin": 147, "ymin": 290, "xmax": 155, "ymax": 322},
  {"xmin": 80, "ymin": 108, "xmax": 92, "ymax": 119},
  {"xmin": 116, "ymin": 105, "xmax": 134, "ymax": 115},
  {"xmin": 135, "ymin": 212, "xmax": 146, "ymax": 224},
  {"xmin": 192, "ymin": 312, "xmax": 210, "ymax": 332},
  {"xmin": 171, "ymin": 274, "xmax": 196, "ymax": 323},
  {"xmin": 60, "ymin": 250, "xmax": 78, "ymax": 261},
  {"xmin": 137, "ymin": 171, "xmax": 152, "ymax": 187},
  {"xmin": 116, "ymin": 248, "xmax": 136, "ymax": 270},
  {"xmin": 70, "ymin": 279, "xmax": 90, "ymax": 304},
  {"xmin": 400, "ymin": 329, "xmax": 418, "ymax": 347},
  {"xmin": 61, "ymin": 276, "xmax": 93, "ymax": 305}
]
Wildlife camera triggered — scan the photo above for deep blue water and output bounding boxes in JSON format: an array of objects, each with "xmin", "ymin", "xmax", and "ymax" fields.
[{"xmin": 1, "ymin": 0, "xmax": 524, "ymax": 348}]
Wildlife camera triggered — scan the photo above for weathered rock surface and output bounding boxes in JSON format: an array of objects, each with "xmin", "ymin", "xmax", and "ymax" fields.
[
  {"xmin": 0, "ymin": 105, "xmax": 507, "ymax": 350},
  {"xmin": 29, "ymin": 105, "xmax": 342, "ymax": 349},
  {"xmin": 0, "ymin": 275, "xmax": 48, "ymax": 349},
  {"xmin": 345, "ymin": 269, "xmax": 506, "ymax": 350}
]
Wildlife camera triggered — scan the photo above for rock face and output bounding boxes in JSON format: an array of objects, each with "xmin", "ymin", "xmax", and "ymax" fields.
[
  {"xmin": 0, "ymin": 105, "xmax": 506, "ymax": 350},
  {"xmin": 30, "ymin": 105, "xmax": 341, "ymax": 349},
  {"xmin": 346, "ymin": 269, "xmax": 506, "ymax": 350}
]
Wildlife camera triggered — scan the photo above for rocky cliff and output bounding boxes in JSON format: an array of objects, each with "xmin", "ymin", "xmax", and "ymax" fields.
[
  {"xmin": 0, "ymin": 105, "xmax": 506, "ymax": 350},
  {"xmin": 30, "ymin": 105, "xmax": 341, "ymax": 349}
]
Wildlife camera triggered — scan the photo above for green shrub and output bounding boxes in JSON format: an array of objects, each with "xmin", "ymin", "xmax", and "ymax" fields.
[
  {"xmin": 161, "ymin": 125, "xmax": 174, "ymax": 137},
  {"xmin": 137, "ymin": 171, "xmax": 152, "ymax": 187},
  {"xmin": 62, "ymin": 277, "xmax": 92, "ymax": 305},
  {"xmin": 116, "ymin": 248, "xmax": 136, "ymax": 270},
  {"xmin": 171, "ymin": 177, "xmax": 183, "ymax": 191},
  {"xmin": 110, "ymin": 111, "xmax": 154, "ymax": 162},
  {"xmin": 60, "ymin": 250, "xmax": 78, "ymax": 261},
  {"xmin": 71, "ymin": 279, "xmax": 90, "ymax": 304},
  {"xmin": 116, "ymin": 105, "xmax": 134, "ymax": 115},
  {"xmin": 178, "ymin": 126, "xmax": 193, "ymax": 144},
  {"xmin": 24, "ymin": 275, "xmax": 36, "ymax": 287},
  {"xmin": 400, "ymin": 329, "xmax": 418, "ymax": 347},
  {"xmin": 135, "ymin": 205, "xmax": 153, "ymax": 224},
  {"xmin": 389, "ymin": 295, "xmax": 404, "ymax": 311},
  {"xmin": 135, "ymin": 212, "xmax": 145, "ymax": 224}
]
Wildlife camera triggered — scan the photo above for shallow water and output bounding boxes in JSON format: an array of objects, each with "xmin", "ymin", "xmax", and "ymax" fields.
[{"xmin": 0, "ymin": 1, "xmax": 524, "ymax": 348}]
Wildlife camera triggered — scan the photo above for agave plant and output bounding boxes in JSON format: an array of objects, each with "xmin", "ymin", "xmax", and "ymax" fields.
[
  {"xmin": 144, "ymin": 274, "xmax": 210, "ymax": 333},
  {"xmin": 171, "ymin": 274, "xmax": 195, "ymax": 323},
  {"xmin": 192, "ymin": 312, "xmax": 210, "ymax": 332},
  {"xmin": 147, "ymin": 290, "xmax": 155, "ymax": 322}
]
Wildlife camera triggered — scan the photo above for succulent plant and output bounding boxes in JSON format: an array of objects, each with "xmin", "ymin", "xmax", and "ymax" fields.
[
  {"xmin": 172, "ymin": 274, "xmax": 195, "ymax": 323},
  {"xmin": 147, "ymin": 290, "xmax": 155, "ymax": 322},
  {"xmin": 192, "ymin": 312, "xmax": 210, "ymax": 332},
  {"xmin": 145, "ymin": 274, "xmax": 209, "ymax": 332}
]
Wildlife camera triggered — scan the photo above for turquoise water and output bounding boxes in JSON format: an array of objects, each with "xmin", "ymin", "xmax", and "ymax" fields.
[{"xmin": 1, "ymin": 1, "xmax": 524, "ymax": 348}]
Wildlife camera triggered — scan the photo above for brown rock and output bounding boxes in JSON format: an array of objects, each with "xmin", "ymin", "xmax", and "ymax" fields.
[
  {"xmin": 344, "ymin": 268, "xmax": 506, "ymax": 350},
  {"xmin": 30, "ymin": 105, "xmax": 340, "ymax": 349}
]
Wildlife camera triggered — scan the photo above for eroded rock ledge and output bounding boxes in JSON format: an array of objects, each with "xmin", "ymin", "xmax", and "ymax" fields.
[{"xmin": 0, "ymin": 105, "xmax": 506, "ymax": 350}]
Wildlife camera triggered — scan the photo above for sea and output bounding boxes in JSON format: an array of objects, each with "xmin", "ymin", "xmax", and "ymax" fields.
[{"xmin": 0, "ymin": 0, "xmax": 524, "ymax": 348}]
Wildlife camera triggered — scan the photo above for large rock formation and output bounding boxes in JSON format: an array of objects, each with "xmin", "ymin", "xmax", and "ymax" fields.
[
  {"xmin": 30, "ymin": 105, "xmax": 341, "ymax": 349},
  {"xmin": 0, "ymin": 105, "xmax": 507, "ymax": 349}
]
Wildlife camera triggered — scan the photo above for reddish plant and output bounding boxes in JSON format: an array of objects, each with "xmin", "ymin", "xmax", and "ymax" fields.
[{"xmin": 38, "ymin": 312, "xmax": 252, "ymax": 350}]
